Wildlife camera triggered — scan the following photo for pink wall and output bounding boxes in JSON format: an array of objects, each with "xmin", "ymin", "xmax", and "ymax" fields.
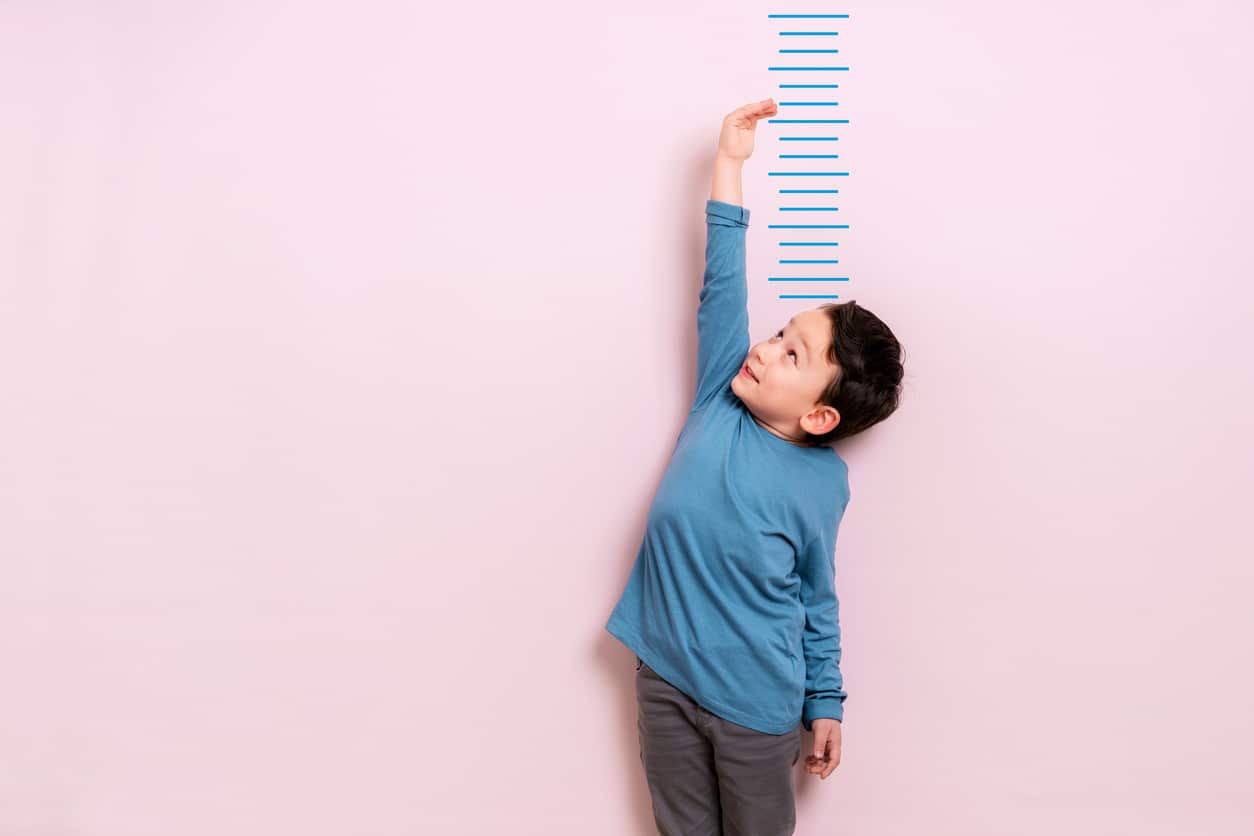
[{"xmin": 2, "ymin": 2, "xmax": 1252, "ymax": 834}]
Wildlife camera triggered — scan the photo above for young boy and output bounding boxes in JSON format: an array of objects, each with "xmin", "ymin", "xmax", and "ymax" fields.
[{"xmin": 605, "ymin": 98, "xmax": 904, "ymax": 835}]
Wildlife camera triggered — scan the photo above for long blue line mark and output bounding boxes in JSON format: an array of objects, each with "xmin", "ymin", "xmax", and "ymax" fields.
[
  {"xmin": 770, "ymin": 119, "xmax": 849, "ymax": 124},
  {"xmin": 780, "ymin": 294, "xmax": 840, "ymax": 299},
  {"xmin": 780, "ymin": 154, "xmax": 839, "ymax": 159},
  {"xmin": 780, "ymin": 49, "xmax": 839, "ymax": 53},
  {"xmin": 780, "ymin": 101, "xmax": 838, "ymax": 106},
  {"xmin": 781, "ymin": 259, "xmax": 839, "ymax": 264},
  {"xmin": 779, "ymin": 31, "xmax": 839, "ymax": 35},
  {"xmin": 768, "ymin": 67, "xmax": 849, "ymax": 71},
  {"xmin": 768, "ymin": 14, "xmax": 850, "ymax": 18},
  {"xmin": 780, "ymin": 242, "xmax": 839, "ymax": 246},
  {"xmin": 780, "ymin": 84, "xmax": 838, "ymax": 88},
  {"xmin": 779, "ymin": 137, "xmax": 839, "ymax": 141},
  {"xmin": 769, "ymin": 277, "xmax": 850, "ymax": 281},
  {"xmin": 768, "ymin": 172, "xmax": 849, "ymax": 176},
  {"xmin": 768, "ymin": 224, "xmax": 851, "ymax": 229},
  {"xmin": 779, "ymin": 189, "xmax": 839, "ymax": 193},
  {"xmin": 780, "ymin": 207, "xmax": 840, "ymax": 211}
]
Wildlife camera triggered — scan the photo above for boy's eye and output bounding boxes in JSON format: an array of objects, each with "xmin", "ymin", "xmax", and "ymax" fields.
[{"xmin": 774, "ymin": 330, "xmax": 798, "ymax": 364}]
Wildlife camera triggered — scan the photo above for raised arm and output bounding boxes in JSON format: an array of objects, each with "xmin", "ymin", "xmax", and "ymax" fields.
[
  {"xmin": 710, "ymin": 97, "xmax": 777, "ymax": 201},
  {"xmin": 711, "ymin": 155, "xmax": 744, "ymax": 205},
  {"xmin": 691, "ymin": 99, "xmax": 779, "ymax": 413}
]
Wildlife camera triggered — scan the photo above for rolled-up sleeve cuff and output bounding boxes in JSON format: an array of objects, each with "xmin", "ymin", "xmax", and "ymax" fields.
[
  {"xmin": 802, "ymin": 697, "xmax": 845, "ymax": 730},
  {"xmin": 706, "ymin": 199, "xmax": 750, "ymax": 227}
]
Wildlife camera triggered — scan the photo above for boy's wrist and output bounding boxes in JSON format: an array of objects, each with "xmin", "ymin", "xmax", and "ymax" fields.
[{"xmin": 710, "ymin": 155, "xmax": 745, "ymax": 205}]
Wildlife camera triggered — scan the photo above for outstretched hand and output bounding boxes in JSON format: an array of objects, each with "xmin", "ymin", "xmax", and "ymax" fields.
[
  {"xmin": 805, "ymin": 718, "xmax": 842, "ymax": 780},
  {"xmin": 716, "ymin": 98, "xmax": 779, "ymax": 162}
]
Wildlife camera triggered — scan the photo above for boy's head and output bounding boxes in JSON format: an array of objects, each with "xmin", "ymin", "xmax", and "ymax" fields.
[{"xmin": 730, "ymin": 300, "xmax": 904, "ymax": 447}]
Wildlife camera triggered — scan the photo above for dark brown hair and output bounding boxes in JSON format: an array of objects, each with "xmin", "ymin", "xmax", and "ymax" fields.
[{"xmin": 805, "ymin": 300, "xmax": 904, "ymax": 446}]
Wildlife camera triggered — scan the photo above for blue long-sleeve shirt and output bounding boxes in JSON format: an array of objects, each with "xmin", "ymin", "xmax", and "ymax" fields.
[{"xmin": 605, "ymin": 199, "xmax": 850, "ymax": 735}]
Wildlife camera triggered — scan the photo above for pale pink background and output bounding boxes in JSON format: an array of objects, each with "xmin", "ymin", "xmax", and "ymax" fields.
[{"xmin": 1, "ymin": 1, "xmax": 1252, "ymax": 834}]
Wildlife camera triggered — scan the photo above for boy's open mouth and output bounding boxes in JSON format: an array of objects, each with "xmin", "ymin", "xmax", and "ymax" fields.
[{"xmin": 741, "ymin": 364, "xmax": 759, "ymax": 382}]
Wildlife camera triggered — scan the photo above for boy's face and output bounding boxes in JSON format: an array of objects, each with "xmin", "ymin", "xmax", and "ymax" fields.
[{"xmin": 730, "ymin": 307, "xmax": 841, "ymax": 440}]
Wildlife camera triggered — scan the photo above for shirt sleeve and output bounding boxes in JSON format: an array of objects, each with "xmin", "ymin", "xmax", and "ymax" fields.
[
  {"xmin": 797, "ymin": 506, "xmax": 849, "ymax": 729},
  {"xmin": 691, "ymin": 199, "xmax": 752, "ymax": 413}
]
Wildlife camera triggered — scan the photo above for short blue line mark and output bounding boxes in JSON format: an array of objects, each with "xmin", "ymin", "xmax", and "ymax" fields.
[
  {"xmin": 779, "ymin": 189, "xmax": 839, "ymax": 193},
  {"xmin": 779, "ymin": 31, "xmax": 839, "ymax": 35},
  {"xmin": 780, "ymin": 294, "xmax": 840, "ymax": 299},
  {"xmin": 768, "ymin": 172, "xmax": 849, "ymax": 176},
  {"xmin": 779, "ymin": 137, "xmax": 839, "ymax": 141},
  {"xmin": 781, "ymin": 259, "xmax": 839, "ymax": 264},
  {"xmin": 780, "ymin": 49, "xmax": 839, "ymax": 53},
  {"xmin": 768, "ymin": 67, "xmax": 849, "ymax": 71},
  {"xmin": 768, "ymin": 14, "xmax": 850, "ymax": 18},
  {"xmin": 779, "ymin": 242, "xmax": 840, "ymax": 246},
  {"xmin": 769, "ymin": 119, "xmax": 849, "ymax": 124},
  {"xmin": 768, "ymin": 277, "xmax": 850, "ymax": 281},
  {"xmin": 779, "ymin": 84, "xmax": 838, "ymax": 88},
  {"xmin": 779, "ymin": 102, "xmax": 838, "ymax": 106},
  {"xmin": 780, "ymin": 207, "xmax": 839, "ymax": 211},
  {"xmin": 768, "ymin": 224, "xmax": 850, "ymax": 229},
  {"xmin": 780, "ymin": 155, "xmax": 839, "ymax": 159}
]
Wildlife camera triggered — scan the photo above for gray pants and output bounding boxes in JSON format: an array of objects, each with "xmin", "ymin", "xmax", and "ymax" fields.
[{"xmin": 634, "ymin": 655, "xmax": 801, "ymax": 836}]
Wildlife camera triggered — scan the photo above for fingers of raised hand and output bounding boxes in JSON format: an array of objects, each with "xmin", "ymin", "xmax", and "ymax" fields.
[
  {"xmin": 727, "ymin": 98, "xmax": 778, "ymax": 125},
  {"xmin": 741, "ymin": 97, "xmax": 776, "ymax": 113}
]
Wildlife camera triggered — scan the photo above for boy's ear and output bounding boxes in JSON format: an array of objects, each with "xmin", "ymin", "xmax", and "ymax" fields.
[{"xmin": 802, "ymin": 404, "xmax": 840, "ymax": 436}]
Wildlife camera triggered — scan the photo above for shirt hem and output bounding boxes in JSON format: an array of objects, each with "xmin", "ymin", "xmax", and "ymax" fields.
[{"xmin": 605, "ymin": 617, "xmax": 801, "ymax": 736}]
